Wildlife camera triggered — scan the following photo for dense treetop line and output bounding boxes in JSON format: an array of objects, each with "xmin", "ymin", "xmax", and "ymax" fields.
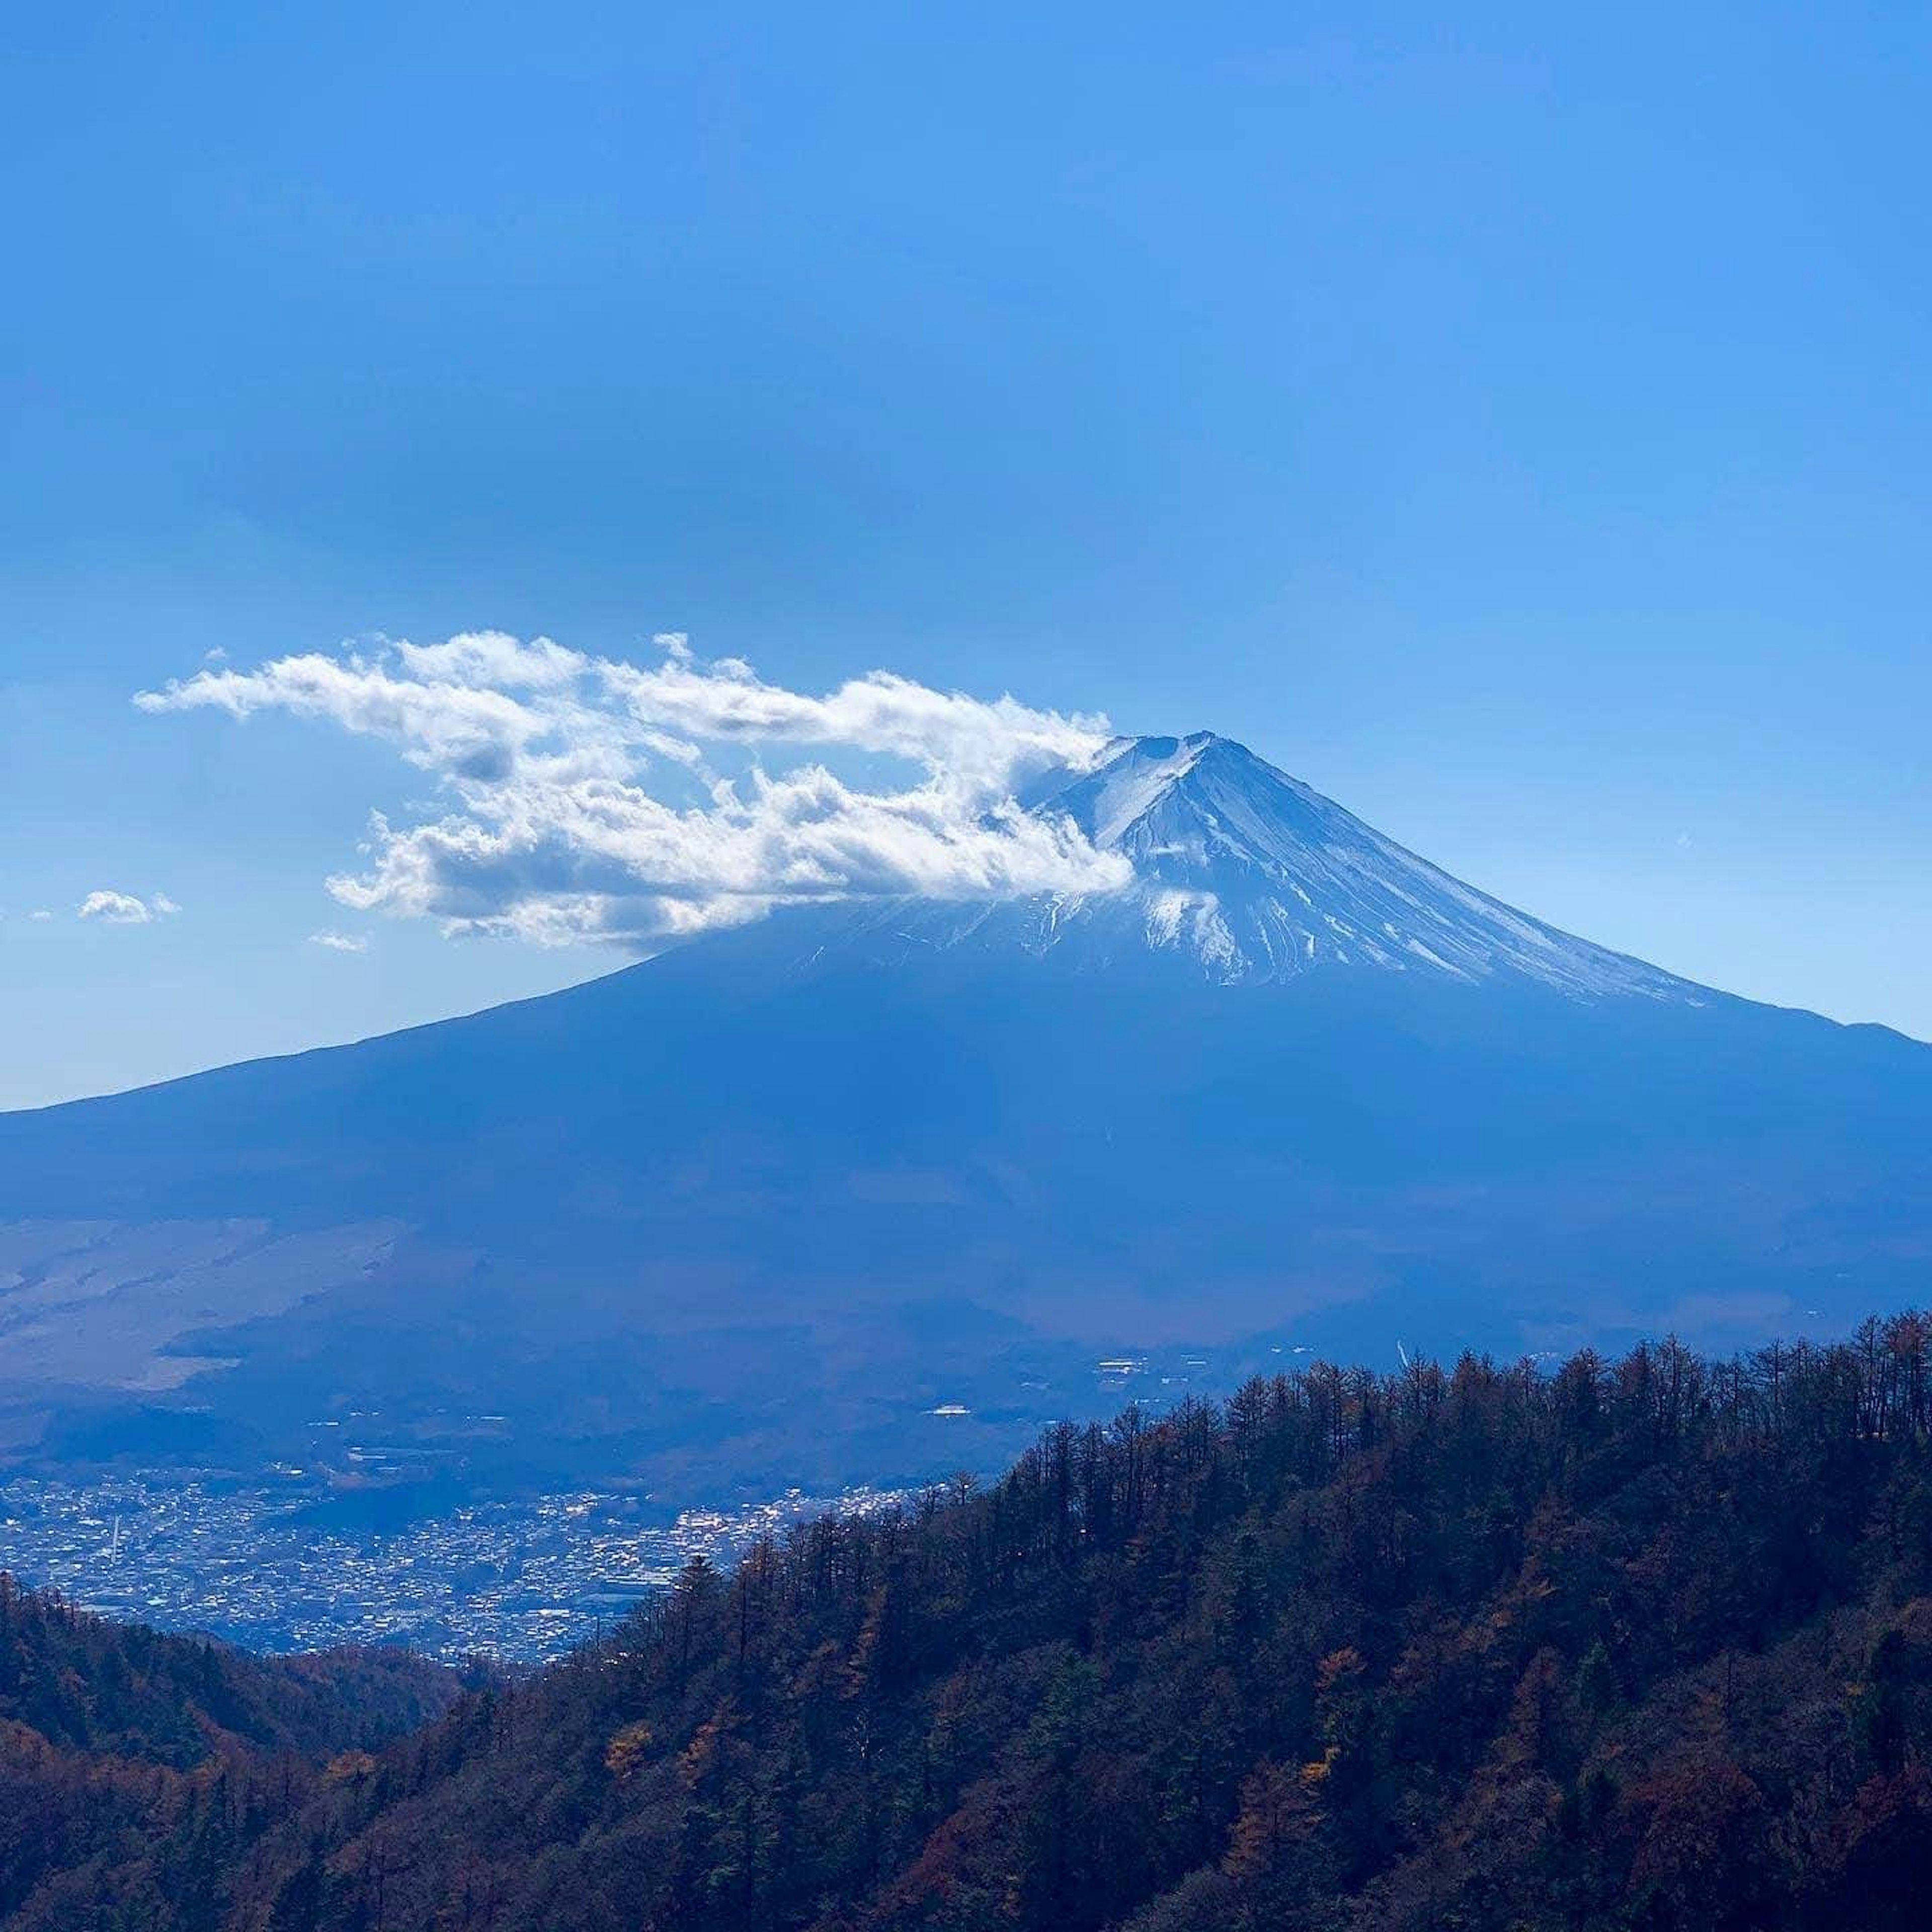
[{"xmin": 11, "ymin": 1316, "xmax": 1932, "ymax": 1928}]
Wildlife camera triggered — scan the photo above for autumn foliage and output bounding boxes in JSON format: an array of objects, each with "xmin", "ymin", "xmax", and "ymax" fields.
[{"xmin": 14, "ymin": 1316, "xmax": 1932, "ymax": 1927}]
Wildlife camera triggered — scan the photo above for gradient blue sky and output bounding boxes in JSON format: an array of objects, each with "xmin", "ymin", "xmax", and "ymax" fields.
[{"xmin": 4, "ymin": 1, "xmax": 1929, "ymax": 1109}]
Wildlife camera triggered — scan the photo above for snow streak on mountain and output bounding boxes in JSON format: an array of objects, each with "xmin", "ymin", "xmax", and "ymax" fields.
[{"xmin": 838, "ymin": 731, "xmax": 1695, "ymax": 999}]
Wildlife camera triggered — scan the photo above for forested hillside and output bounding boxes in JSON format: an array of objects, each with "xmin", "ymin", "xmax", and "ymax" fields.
[
  {"xmin": 0, "ymin": 1581, "xmax": 460, "ymax": 1924},
  {"xmin": 16, "ymin": 1320, "xmax": 1932, "ymax": 1928}
]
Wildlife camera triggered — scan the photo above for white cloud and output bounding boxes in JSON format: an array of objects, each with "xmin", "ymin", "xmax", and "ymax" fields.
[
  {"xmin": 309, "ymin": 929, "xmax": 370, "ymax": 953},
  {"xmin": 138, "ymin": 634, "xmax": 1131, "ymax": 947},
  {"xmin": 78, "ymin": 890, "xmax": 179, "ymax": 925},
  {"xmin": 28, "ymin": 909, "xmax": 53, "ymax": 922}
]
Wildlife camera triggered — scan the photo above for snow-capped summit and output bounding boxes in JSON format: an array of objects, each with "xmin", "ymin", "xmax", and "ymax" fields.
[
  {"xmin": 851, "ymin": 731, "xmax": 1695, "ymax": 999},
  {"xmin": 3, "ymin": 723, "xmax": 1926, "ymax": 1508}
]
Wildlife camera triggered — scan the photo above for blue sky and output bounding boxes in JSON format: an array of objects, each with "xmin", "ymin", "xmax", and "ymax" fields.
[{"xmin": 4, "ymin": 1, "xmax": 1929, "ymax": 1108}]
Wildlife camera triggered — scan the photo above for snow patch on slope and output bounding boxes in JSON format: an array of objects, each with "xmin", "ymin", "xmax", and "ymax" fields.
[
  {"xmin": 862, "ymin": 734, "xmax": 1700, "ymax": 1000},
  {"xmin": 808, "ymin": 732, "xmax": 1702, "ymax": 1002}
]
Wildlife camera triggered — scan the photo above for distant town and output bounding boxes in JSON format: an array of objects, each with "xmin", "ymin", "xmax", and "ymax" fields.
[
  {"xmin": 0, "ymin": 1475, "xmax": 904, "ymax": 1662},
  {"xmin": 0, "ymin": 1347, "xmax": 1298, "ymax": 1661}
]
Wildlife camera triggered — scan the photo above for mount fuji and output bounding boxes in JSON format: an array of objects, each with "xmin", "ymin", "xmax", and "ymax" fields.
[
  {"xmin": 3, "ymin": 733, "xmax": 1928, "ymax": 1498},
  {"xmin": 830, "ymin": 730, "xmax": 1689, "ymax": 996}
]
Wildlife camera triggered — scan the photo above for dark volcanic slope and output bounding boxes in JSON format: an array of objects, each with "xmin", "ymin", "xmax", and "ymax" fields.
[{"xmin": 2, "ymin": 737, "xmax": 1928, "ymax": 1494}]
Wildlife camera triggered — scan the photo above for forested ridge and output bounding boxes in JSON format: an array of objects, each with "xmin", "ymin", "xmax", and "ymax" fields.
[
  {"xmin": 14, "ymin": 1319, "xmax": 1932, "ymax": 1928},
  {"xmin": 0, "ymin": 1579, "xmax": 461, "ymax": 1924}
]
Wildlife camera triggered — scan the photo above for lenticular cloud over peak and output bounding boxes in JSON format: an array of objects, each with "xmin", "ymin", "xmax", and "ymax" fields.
[{"xmin": 135, "ymin": 633, "xmax": 1129, "ymax": 947}]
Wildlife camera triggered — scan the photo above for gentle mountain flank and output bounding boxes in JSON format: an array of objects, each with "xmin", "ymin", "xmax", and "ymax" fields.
[{"xmin": 1, "ymin": 738, "xmax": 1927, "ymax": 1501}]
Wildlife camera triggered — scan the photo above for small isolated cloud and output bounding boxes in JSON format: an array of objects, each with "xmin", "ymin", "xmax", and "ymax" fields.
[
  {"xmin": 77, "ymin": 890, "xmax": 179, "ymax": 926},
  {"xmin": 309, "ymin": 929, "xmax": 369, "ymax": 953},
  {"xmin": 138, "ymin": 633, "xmax": 1131, "ymax": 948},
  {"xmin": 28, "ymin": 909, "xmax": 53, "ymax": 922}
]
